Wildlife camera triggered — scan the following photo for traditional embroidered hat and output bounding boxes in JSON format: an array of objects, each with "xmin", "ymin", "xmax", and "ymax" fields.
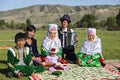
[
  {"xmin": 60, "ymin": 14, "xmax": 71, "ymax": 23},
  {"xmin": 49, "ymin": 48, "xmax": 58, "ymax": 54},
  {"xmin": 48, "ymin": 24, "xmax": 58, "ymax": 32},
  {"xmin": 87, "ymin": 28, "xmax": 96, "ymax": 36}
]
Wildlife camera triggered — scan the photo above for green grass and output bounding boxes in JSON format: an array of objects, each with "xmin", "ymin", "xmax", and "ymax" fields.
[{"xmin": 0, "ymin": 29, "xmax": 120, "ymax": 79}]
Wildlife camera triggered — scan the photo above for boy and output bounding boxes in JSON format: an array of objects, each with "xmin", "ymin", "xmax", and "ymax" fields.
[
  {"xmin": 58, "ymin": 14, "xmax": 79, "ymax": 63},
  {"xmin": 7, "ymin": 32, "xmax": 44, "ymax": 78}
]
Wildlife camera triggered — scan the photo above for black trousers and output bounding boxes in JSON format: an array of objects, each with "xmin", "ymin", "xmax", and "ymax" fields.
[{"xmin": 62, "ymin": 45, "xmax": 77, "ymax": 63}]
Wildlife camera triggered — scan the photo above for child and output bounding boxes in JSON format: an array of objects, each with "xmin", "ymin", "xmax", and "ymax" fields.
[
  {"xmin": 7, "ymin": 32, "xmax": 44, "ymax": 78},
  {"xmin": 77, "ymin": 28, "xmax": 103, "ymax": 67},
  {"xmin": 41, "ymin": 24, "xmax": 62, "ymax": 58},
  {"xmin": 46, "ymin": 47, "xmax": 59, "ymax": 65},
  {"xmin": 47, "ymin": 47, "xmax": 69, "ymax": 72}
]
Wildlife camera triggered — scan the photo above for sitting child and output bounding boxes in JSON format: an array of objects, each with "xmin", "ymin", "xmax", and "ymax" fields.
[
  {"xmin": 7, "ymin": 32, "xmax": 44, "ymax": 78},
  {"xmin": 46, "ymin": 48, "xmax": 60, "ymax": 65},
  {"xmin": 77, "ymin": 28, "xmax": 104, "ymax": 67},
  {"xmin": 46, "ymin": 47, "xmax": 69, "ymax": 71}
]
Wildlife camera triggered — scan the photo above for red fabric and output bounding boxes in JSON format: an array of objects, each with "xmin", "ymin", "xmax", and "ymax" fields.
[
  {"xmin": 54, "ymin": 66, "xmax": 64, "ymax": 70},
  {"xmin": 99, "ymin": 57, "xmax": 103, "ymax": 63},
  {"xmin": 41, "ymin": 57, "xmax": 49, "ymax": 62},
  {"xmin": 31, "ymin": 75, "xmax": 42, "ymax": 80},
  {"xmin": 51, "ymin": 48, "xmax": 56, "ymax": 52},
  {"xmin": 59, "ymin": 59, "xmax": 68, "ymax": 64},
  {"xmin": 99, "ymin": 57, "xmax": 106, "ymax": 67}
]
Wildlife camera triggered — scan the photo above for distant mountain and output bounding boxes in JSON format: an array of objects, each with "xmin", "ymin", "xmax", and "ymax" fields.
[{"xmin": 0, "ymin": 4, "xmax": 120, "ymax": 28}]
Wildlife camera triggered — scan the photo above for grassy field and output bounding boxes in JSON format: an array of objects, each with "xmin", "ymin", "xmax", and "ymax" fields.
[{"xmin": 0, "ymin": 29, "xmax": 120, "ymax": 79}]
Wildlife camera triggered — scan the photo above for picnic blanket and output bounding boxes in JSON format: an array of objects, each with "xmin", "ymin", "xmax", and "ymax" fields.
[{"xmin": 29, "ymin": 60, "xmax": 120, "ymax": 80}]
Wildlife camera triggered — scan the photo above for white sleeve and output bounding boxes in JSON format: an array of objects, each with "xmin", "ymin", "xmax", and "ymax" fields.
[
  {"xmin": 70, "ymin": 29, "xmax": 74, "ymax": 32},
  {"xmin": 93, "ymin": 38, "xmax": 102, "ymax": 54},
  {"xmin": 81, "ymin": 40, "xmax": 87, "ymax": 53}
]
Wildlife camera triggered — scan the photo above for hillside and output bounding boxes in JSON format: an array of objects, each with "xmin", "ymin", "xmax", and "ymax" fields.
[{"xmin": 0, "ymin": 4, "xmax": 120, "ymax": 28}]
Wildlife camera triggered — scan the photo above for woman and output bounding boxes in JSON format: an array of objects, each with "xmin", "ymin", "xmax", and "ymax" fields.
[
  {"xmin": 24, "ymin": 25, "xmax": 43, "ymax": 65},
  {"xmin": 77, "ymin": 28, "xmax": 104, "ymax": 67},
  {"xmin": 41, "ymin": 24, "xmax": 62, "ymax": 58}
]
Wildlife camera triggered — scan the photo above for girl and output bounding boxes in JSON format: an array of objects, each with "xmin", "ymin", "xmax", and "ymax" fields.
[{"xmin": 24, "ymin": 25, "xmax": 44, "ymax": 65}]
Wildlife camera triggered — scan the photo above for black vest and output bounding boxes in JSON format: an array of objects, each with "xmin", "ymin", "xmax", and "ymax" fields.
[{"xmin": 58, "ymin": 28, "xmax": 75, "ymax": 51}]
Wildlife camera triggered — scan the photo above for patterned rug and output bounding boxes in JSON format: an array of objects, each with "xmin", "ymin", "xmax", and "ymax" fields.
[{"xmin": 29, "ymin": 60, "xmax": 120, "ymax": 80}]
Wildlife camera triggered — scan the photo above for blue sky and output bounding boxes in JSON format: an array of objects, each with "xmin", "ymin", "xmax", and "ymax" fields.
[{"xmin": 0, "ymin": 0, "xmax": 120, "ymax": 11}]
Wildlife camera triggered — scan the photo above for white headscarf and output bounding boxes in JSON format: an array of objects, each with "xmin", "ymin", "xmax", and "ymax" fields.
[
  {"xmin": 42, "ymin": 24, "xmax": 61, "ymax": 52},
  {"xmin": 46, "ymin": 24, "xmax": 58, "ymax": 39},
  {"xmin": 86, "ymin": 28, "xmax": 97, "ymax": 39},
  {"xmin": 81, "ymin": 28, "xmax": 103, "ymax": 57},
  {"xmin": 48, "ymin": 24, "xmax": 58, "ymax": 32}
]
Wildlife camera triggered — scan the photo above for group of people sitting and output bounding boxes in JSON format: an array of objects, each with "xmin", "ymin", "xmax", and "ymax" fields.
[{"xmin": 7, "ymin": 14, "xmax": 104, "ymax": 78}]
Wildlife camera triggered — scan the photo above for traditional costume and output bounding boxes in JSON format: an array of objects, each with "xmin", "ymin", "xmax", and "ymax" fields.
[
  {"xmin": 58, "ymin": 14, "xmax": 77, "ymax": 62},
  {"xmin": 77, "ymin": 28, "xmax": 103, "ymax": 67},
  {"xmin": 7, "ymin": 46, "xmax": 44, "ymax": 76},
  {"xmin": 41, "ymin": 24, "xmax": 62, "ymax": 57}
]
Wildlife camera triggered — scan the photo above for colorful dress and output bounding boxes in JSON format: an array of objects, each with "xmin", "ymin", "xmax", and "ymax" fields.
[
  {"xmin": 7, "ymin": 46, "xmax": 44, "ymax": 76},
  {"xmin": 77, "ymin": 28, "xmax": 103, "ymax": 67},
  {"xmin": 46, "ymin": 56, "xmax": 59, "ymax": 64}
]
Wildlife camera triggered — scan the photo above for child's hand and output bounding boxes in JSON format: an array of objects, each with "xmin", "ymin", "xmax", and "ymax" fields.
[
  {"xmin": 33, "ymin": 57, "xmax": 42, "ymax": 62},
  {"xmin": 37, "ymin": 57, "xmax": 42, "ymax": 61},
  {"xmin": 40, "ymin": 62, "xmax": 46, "ymax": 66},
  {"xmin": 75, "ymin": 36, "xmax": 79, "ymax": 42},
  {"xmin": 58, "ymin": 57, "xmax": 62, "ymax": 61}
]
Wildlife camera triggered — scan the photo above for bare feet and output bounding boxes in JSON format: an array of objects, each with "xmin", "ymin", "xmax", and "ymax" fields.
[
  {"xmin": 77, "ymin": 58, "xmax": 81, "ymax": 65},
  {"xmin": 17, "ymin": 72, "xmax": 23, "ymax": 78}
]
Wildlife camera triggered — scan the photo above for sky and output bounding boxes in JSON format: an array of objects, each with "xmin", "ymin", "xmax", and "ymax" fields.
[{"xmin": 0, "ymin": 0, "xmax": 120, "ymax": 11}]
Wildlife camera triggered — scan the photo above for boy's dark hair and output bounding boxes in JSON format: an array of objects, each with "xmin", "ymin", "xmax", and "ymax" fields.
[
  {"xmin": 26, "ymin": 25, "xmax": 36, "ymax": 32},
  {"xmin": 15, "ymin": 32, "xmax": 26, "ymax": 43}
]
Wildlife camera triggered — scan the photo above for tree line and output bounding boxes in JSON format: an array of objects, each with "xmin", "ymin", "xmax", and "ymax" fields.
[
  {"xmin": 0, "ymin": 10, "xmax": 120, "ymax": 31},
  {"xmin": 0, "ymin": 19, "xmax": 31, "ymax": 30},
  {"xmin": 74, "ymin": 10, "xmax": 120, "ymax": 31}
]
